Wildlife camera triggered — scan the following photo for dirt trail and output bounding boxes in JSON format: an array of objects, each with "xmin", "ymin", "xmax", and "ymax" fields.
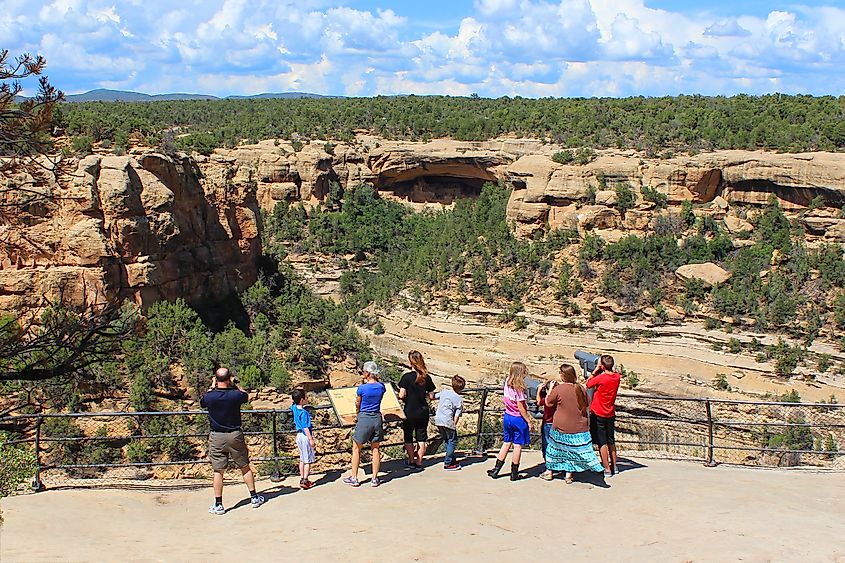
[{"xmin": 1, "ymin": 453, "xmax": 843, "ymax": 562}]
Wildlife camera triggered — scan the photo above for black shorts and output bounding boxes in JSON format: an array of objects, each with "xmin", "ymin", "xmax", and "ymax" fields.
[
  {"xmin": 403, "ymin": 416, "xmax": 429, "ymax": 443},
  {"xmin": 590, "ymin": 414, "xmax": 616, "ymax": 446}
]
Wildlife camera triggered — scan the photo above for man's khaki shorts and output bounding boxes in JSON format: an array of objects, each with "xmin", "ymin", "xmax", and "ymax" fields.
[{"xmin": 208, "ymin": 430, "xmax": 250, "ymax": 471}]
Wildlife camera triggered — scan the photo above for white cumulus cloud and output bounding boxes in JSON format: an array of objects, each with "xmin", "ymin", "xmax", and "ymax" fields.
[{"xmin": 4, "ymin": 0, "xmax": 845, "ymax": 97}]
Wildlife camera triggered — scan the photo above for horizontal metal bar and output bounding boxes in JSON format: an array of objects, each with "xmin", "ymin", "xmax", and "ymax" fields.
[
  {"xmin": 616, "ymin": 415, "xmax": 707, "ymax": 424},
  {"xmin": 2, "ymin": 391, "xmax": 841, "ymax": 424},
  {"xmin": 711, "ymin": 444, "xmax": 843, "ymax": 456},
  {"xmin": 714, "ymin": 420, "xmax": 845, "ymax": 429},
  {"xmin": 615, "ymin": 439, "xmax": 706, "ymax": 448}
]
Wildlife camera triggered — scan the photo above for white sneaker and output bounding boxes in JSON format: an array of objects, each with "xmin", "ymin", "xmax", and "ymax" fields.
[
  {"xmin": 208, "ymin": 503, "xmax": 225, "ymax": 515},
  {"xmin": 250, "ymin": 494, "xmax": 265, "ymax": 508}
]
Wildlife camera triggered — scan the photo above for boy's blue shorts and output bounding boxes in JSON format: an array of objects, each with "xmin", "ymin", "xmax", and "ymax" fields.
[{"xmin": 502, "ymin": 413, "xmax": 531, "ymax": 446}]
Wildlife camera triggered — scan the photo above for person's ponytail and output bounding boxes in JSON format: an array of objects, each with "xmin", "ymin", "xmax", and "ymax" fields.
[{"xmin": 409, "ymin": 350, "xmax": 428, "ymax": 386}]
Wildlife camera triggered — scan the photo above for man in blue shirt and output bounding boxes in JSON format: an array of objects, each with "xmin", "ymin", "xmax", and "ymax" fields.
[
  {"xmin": 343, "ymin": 361, "xmax": 386, "ymax": 488},
  {"xmin": 200, "ymin": 367, "xmax": 265, "ymax": 514}
]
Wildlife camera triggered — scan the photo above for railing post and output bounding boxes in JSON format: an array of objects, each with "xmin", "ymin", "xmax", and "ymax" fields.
[
  {"xmin": 474, "ymin": 388, "xmax": 489, "ymax": 455},
  {"xmin": 31, "ymin": 415, "xmax": 45, "ymax": 492},
  {"xmin": 270, "ymin": 410, "xmax": 282, "ymax": 482},
  {"xmin": 704, "ymin": 400, "xmax": 717, "ymax": 467}
]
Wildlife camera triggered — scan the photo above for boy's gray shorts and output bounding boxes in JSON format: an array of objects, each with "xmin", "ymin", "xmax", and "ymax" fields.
[{"xmin": 353, "ymin": 412, "xmax": 384, "ymax": 444}]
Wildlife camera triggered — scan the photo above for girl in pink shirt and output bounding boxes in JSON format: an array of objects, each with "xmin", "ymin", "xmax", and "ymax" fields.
[{"xmin": 487, "ymin": 362, "xmax": 534, "ymax": 481}]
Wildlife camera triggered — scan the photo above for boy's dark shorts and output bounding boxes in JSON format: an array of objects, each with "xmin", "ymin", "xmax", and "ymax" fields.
[
  {"xmin": 590, "ymin": 415, "xmax": 616, "ymax": 446},
  {"xmin": 402, "ymin": 416, "xmax": 429, "ymax": 443},
  {"xmin": 208, "ymin": 430, "xmax": 250, "ymax": 471}
]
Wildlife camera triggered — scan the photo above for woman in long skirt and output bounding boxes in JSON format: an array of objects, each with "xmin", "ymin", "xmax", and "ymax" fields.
[{"xmin": 541, "ymin": 364, "xmax": 604, "ymax": 482}]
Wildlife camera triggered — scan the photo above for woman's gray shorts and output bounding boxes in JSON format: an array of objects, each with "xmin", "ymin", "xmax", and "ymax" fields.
[{"xmin": 352, "ymin": 411, "xmax": 384, "ymax": 444}]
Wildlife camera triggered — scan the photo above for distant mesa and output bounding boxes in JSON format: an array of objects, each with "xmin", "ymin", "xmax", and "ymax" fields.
[{"xmin": 60, "ymin": 88, "xmax": 332, "ymax": 103}]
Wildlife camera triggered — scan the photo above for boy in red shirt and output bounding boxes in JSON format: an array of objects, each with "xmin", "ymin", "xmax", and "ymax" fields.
[{"xmin": 586, "ymin": 354, "xmax": 621, "ymax": 477}]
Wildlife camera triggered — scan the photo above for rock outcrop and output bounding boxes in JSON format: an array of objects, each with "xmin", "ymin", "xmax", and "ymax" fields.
[
  {"xmin": 675, "ymin": 263, "xmax": 732, "ymax": 287},
  {"xmin": 505, "ymin": 149, "xmax": 845, "ymax": 235},
  {"xmin": 5, "ymin": 135, "xmax": 845, "ymax": 316},
  {"xmin": 0, "ymin": 153, "xmax": 260, "ymax": 315}
]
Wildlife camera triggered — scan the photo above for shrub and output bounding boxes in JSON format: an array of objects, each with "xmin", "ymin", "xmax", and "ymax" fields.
[
  {"xmin": 552, "ymin": 150, "xmax": 574, "ymax": 164},
  {"xmin": 652, "ymin": 304, "xmax": 669, "ymax": 325},
  {"xmin": 680, "ymin": 200, "xmax": 695, "ymax": 228},
  {"xmin": 614, "ymin": 182, "xmax": 636, "ymax": 214},
  {"xmin": 824, "ymin": 433, "xmax": 839, "ymax": 452},
  {"xmin": 579, "ymin": 233, "xmax": 606, "ymax": 262},
  {"xmin": 239, "ymin": 365, "xmax": 266, "ymax": 391},
  {"xmin": 126, "ymin": 441, "xmax": 151, "ymax": 463},
  {"xmin": 0, "ymin": 440, "xmax": 37, "ymax": 497},
  {"xmin": 772, "ymin": 340, "xmax": 802, "ymax": 377},
  {"xmin": 585, "ymin": 183, "xmax": 597, "ymax": 204},
  {"xmin": 81, "ymin": 426, "xmax": 121, "ymax": 466},
  {"xmin": 641, "ymin": 185, "xmax": 668, "ymax": 209},
  {"xmin": 713, "ymin": 374, "xmax": 731, "ymax": 391},
  {"xmin": 145, "ymin": 416, "xmax": 197, "ymax": 461},
  {"xmin": 176, "ymin": 132, "xmax": 216, "ymax": 156},
  {"xmin": 556, "ymin": 261, "xmax": 581, "ymax": 299},
  {"xmin": 767, "ymin": 413, "xmax": 812, "ymax": 450},
  {"xmin": 71, "ymin": 135, "xmax": 93, "ymax": 154},
  {"xmin": 704, "ymin": 318, "xmax": 720, "ymax": 330},
  {"xmin": 269, "ymin": 364, "xmax": 292, "ymax": 392},
  {"xmin": 621, "ymin": 366, "xmax": 640, "ymax": 388},
  {"xmin": 43, "ymin": 417, "xmax": 84, "ymax": 466},
  {"xmin": 807, "ymin": 195, "xmax": 825, "ymax": 211},
  {"xmin": 574, "ymin": 147, "xmax": 596, "ymax": 165},
  {"xmin": 653, "ymin": 212, "xmax": 683, "ymax": 236}
]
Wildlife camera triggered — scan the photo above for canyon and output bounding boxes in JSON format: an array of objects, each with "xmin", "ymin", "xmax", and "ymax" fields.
[{"xmin": 2, "ymin": 134, "xmax": 845, "ymax": 400}]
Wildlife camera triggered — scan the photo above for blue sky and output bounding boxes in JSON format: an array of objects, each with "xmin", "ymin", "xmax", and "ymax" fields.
[{"xmin": 4, "ymin": 0, "xmax": 845, "ymax": 98}]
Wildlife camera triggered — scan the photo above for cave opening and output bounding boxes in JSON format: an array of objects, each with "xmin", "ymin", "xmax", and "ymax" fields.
[
  {"xmin": 377, "ymin": 175, "xmax": 488, "ymax": 205},
  {"xmin": 730, "ymin": 180, "xmax": 845, "ymax": 208}
]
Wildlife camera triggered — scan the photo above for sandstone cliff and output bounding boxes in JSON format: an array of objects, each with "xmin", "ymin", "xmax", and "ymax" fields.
[
  {"xmin": 204, "ymin": 137, "xmax": 845, "ymax": 240},
  {"xmin": 0, "ymin": 153, "xmax": 260, "ymax": 314},
  {"xmin": 4, "ymin": 136, "xmax": 845, "ymax": 315}
]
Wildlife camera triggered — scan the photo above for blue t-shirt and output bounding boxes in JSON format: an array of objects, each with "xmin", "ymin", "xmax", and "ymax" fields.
[
  {"xmin": 357, "ymin": 382, "xmax": 386, "ymax": 413},
  {"xmin": 291, "ymin": 403, "xmax": 312, "ymax": 433},
  {"xmin": 200, "ymin": 388, "xmax": 249, "ymax": 432}
]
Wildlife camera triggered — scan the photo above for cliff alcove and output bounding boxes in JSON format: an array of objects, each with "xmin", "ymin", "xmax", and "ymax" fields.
[{"xmin": 377, "ymin": 174, "xmax": 487, "ymax": 205}]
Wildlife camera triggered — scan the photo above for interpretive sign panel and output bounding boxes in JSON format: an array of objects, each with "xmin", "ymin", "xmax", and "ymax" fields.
[{"xmin": 327, "ymin": 385, "xmax": 405, "ymax": 426}]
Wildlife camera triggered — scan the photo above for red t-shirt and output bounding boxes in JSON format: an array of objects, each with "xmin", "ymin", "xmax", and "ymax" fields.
[
  {"xmin": 586, "ymin": 371, "xmax": 621, "ymax": 418},
  {"xmin": 538, "ymin": 397, "xmax": 555, "ymax": 424},
  {"xmin": 537, "ymin": 381, "xmax": 557, "ymax": 424}
]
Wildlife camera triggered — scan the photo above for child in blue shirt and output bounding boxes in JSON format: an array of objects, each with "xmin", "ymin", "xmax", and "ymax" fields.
[{"xmin": 291, "ymin": 389, "xmax": 316, "ymax": 489}]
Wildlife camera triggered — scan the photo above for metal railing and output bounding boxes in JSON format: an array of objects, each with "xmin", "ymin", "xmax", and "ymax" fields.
[{"xmin": 1, "ymin": 388, "xmax": 843, "ymax": 493}]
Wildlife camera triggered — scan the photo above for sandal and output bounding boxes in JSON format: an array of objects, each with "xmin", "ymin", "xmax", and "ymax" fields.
[
  {"xmin": 540, "ymin": 470, "xmax": 554, "ymax": 481},
  {"xmin": 565, "ymin": 474, "xmax": 574, "ymax": 484}
]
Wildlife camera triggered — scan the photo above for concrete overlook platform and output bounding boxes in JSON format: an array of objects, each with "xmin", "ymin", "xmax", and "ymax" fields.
[{"xmin": 1, "ymin": 453, "xmax": 843, "ymax": 562}]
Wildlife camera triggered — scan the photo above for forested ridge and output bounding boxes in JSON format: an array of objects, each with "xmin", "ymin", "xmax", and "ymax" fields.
[{"xmin": 57, "ymin": 94, "xmax": 845, "ymax": 155}]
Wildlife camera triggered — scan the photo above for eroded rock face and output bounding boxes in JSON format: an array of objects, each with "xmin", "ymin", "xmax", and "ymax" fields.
[
  {"xmin": 503, "ymin": 149, "xmax": 845, "ymax": 234},
  {"xmin": 0, "ymin": 153, "xmax": 260, "ymax": 315},
  {"xmin": 5, "ymin": 136, "xmax": 845, "ymax": 316},
  {"xmin": 200, "ymin": 138, "xmax": 845, "ymax": 239}
]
